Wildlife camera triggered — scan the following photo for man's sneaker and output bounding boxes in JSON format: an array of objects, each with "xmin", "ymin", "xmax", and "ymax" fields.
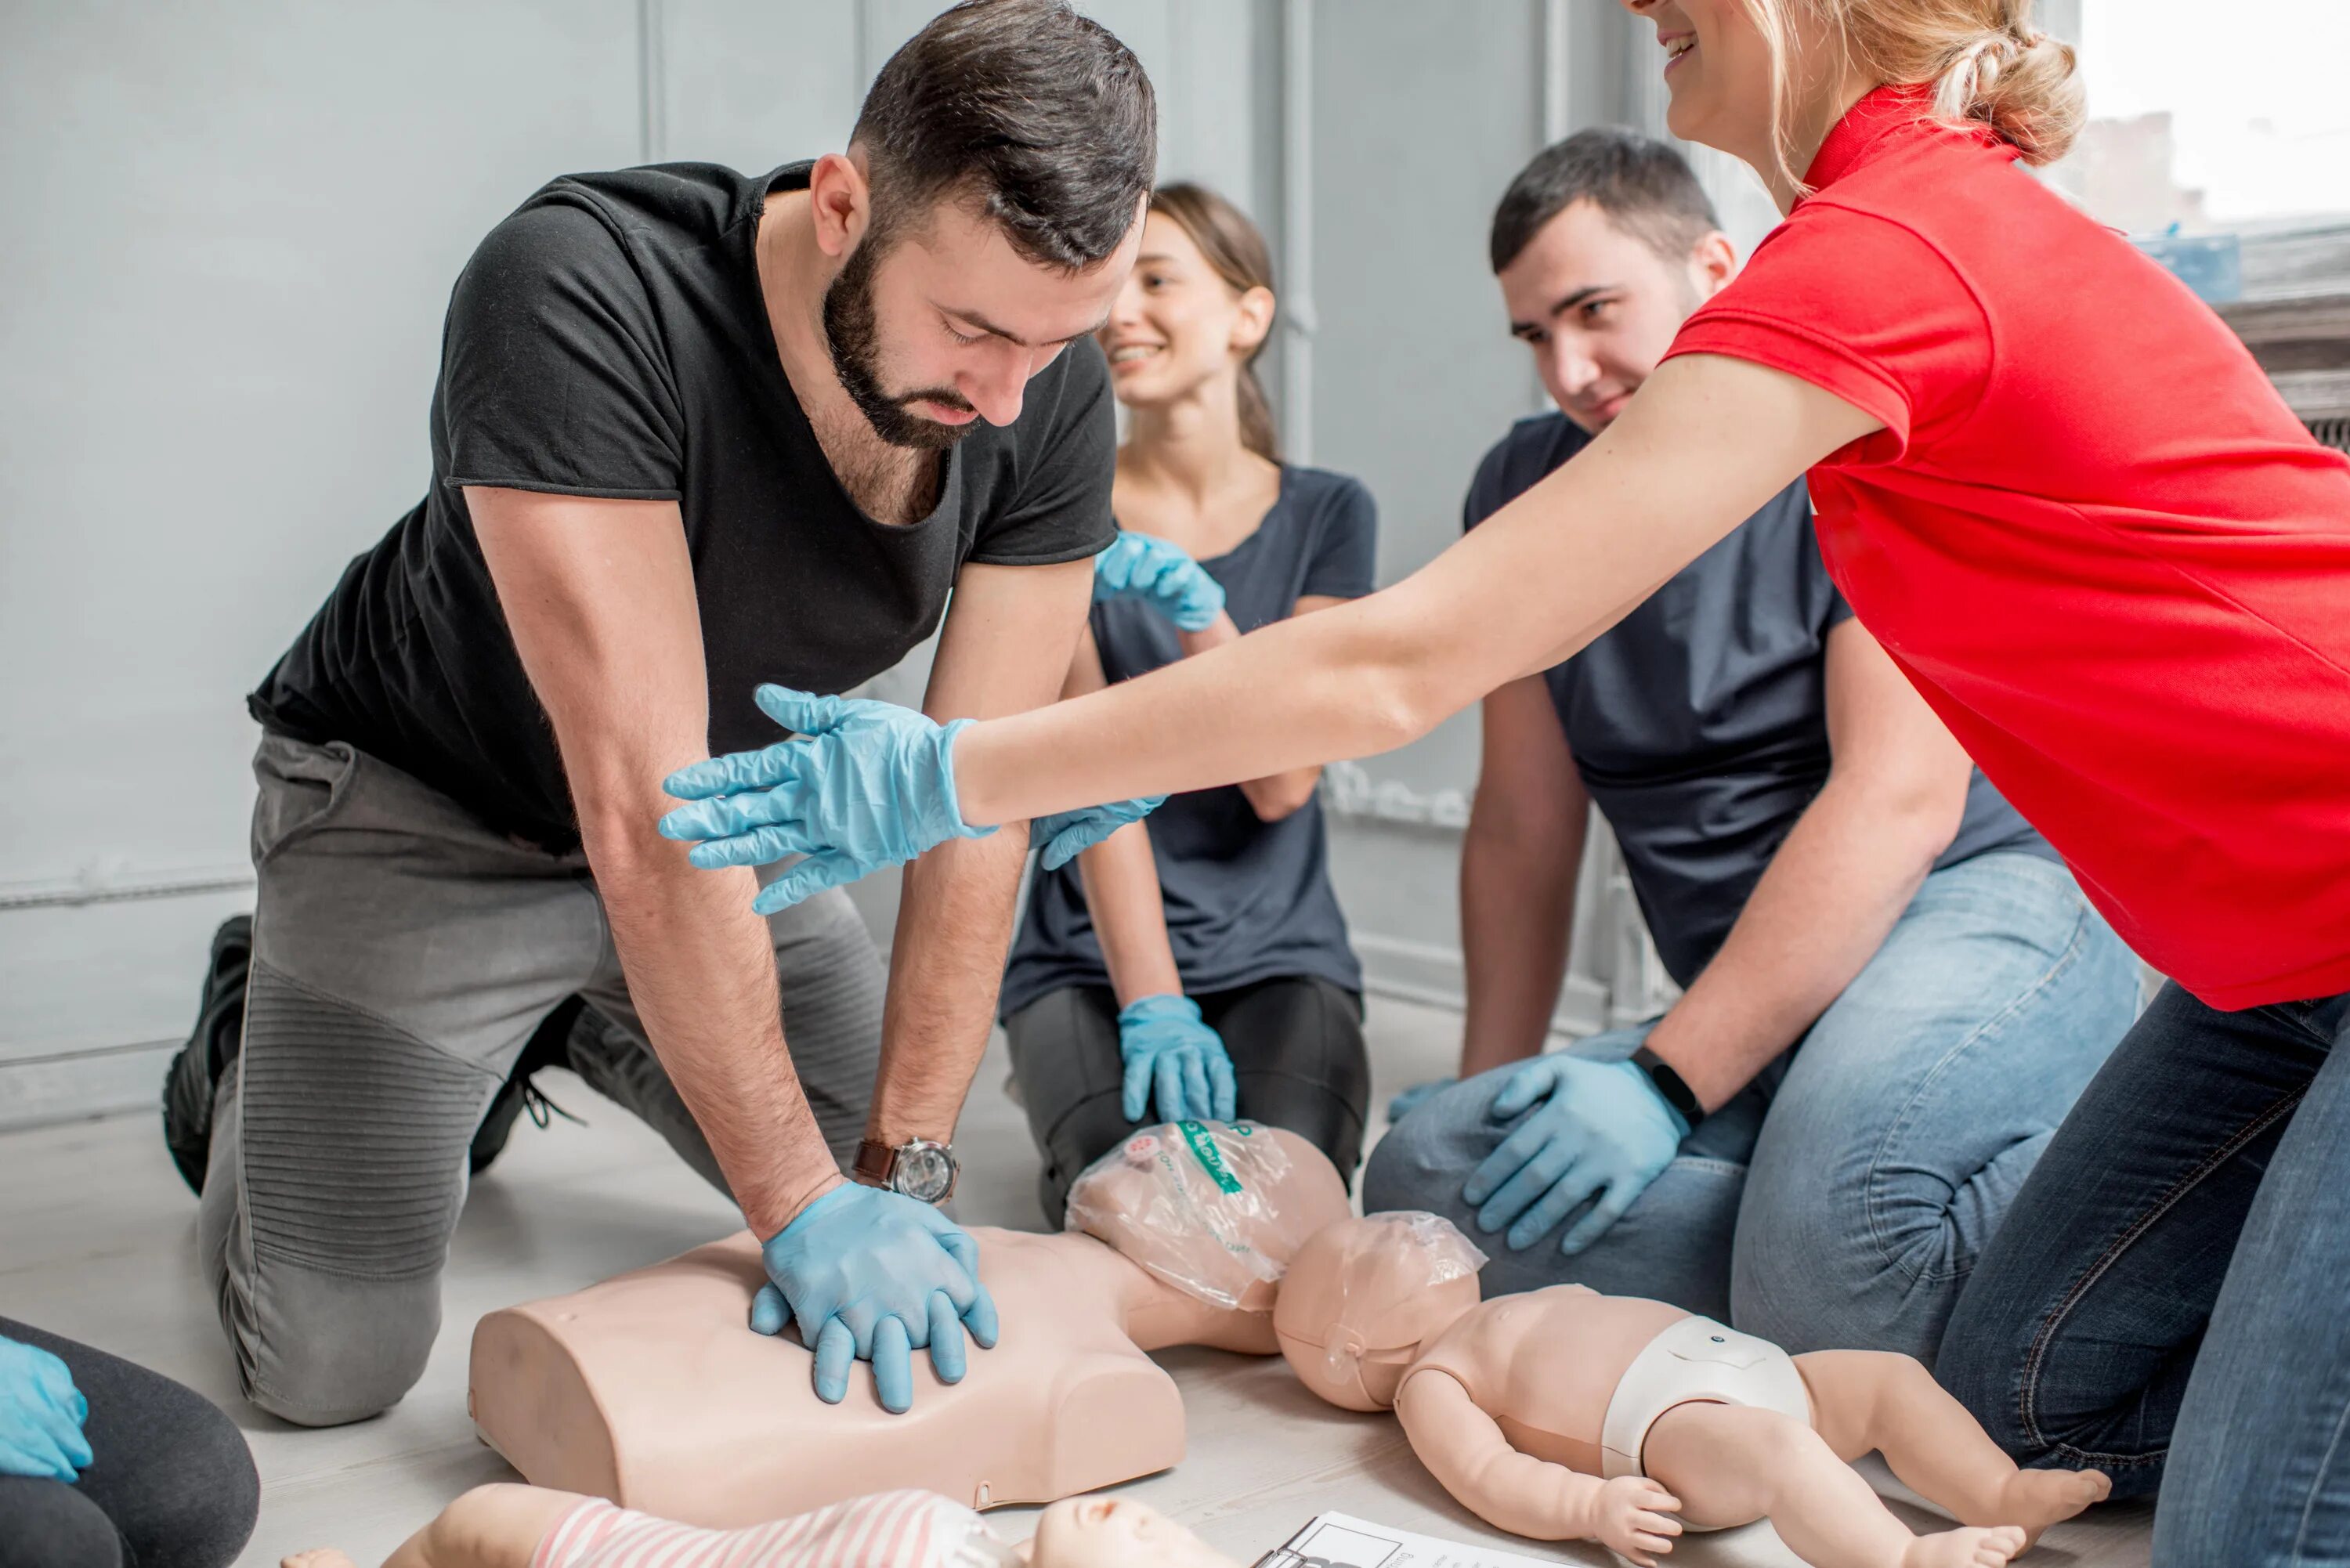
[
  {"xmin": 468, "ymin": 995, "xmax": 589, "ymax": 1176},
  {"xmin": 162, "ymin": 915, "xmax": 253, "ymax": 1195}
]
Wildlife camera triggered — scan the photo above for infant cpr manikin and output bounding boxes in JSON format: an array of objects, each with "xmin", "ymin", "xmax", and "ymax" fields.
[
  {"xmin": 468, "ymin": 1122, "xmax": 1347, "ymax": 1526},
  {"xmin": 1272, "ymin": 1214, "xmax": 2112, "ymax": 1568}
]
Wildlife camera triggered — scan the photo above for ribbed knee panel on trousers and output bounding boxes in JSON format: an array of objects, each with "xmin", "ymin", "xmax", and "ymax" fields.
[{"xmin": 239, "ymin": 963, "xmax": 497, "ymax": 1279}]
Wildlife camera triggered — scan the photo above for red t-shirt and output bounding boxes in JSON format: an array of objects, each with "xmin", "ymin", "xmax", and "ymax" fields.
[{"xmin": 1664, "ymin": 86, "xmax": 2350, "ymax": 1010}]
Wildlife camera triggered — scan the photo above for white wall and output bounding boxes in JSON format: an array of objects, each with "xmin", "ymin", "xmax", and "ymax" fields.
[
  {"xmin": 0, "ymin": 0, "xmax": 1274, "ymax": 1125},
  {"xmin": 2, "ymin": 0, "xmax": 1683, "ymax": 1125}
]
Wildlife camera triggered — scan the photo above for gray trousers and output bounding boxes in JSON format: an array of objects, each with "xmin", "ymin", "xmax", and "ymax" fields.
[{"xmin": 197, "ymin": 734, "xmax": 884, "ymax": 1426}]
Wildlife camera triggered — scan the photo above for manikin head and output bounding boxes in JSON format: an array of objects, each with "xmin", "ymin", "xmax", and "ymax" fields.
[
  {"xmin": 1025, "ymin": 1494, "xmax": 1240, "ymax": 1568},
  {"xmin": 1617, "ymin": 0, "xmax": 2082, "ymax": 205},
  {"xmin": 1065, "ymin": 1122, "xmax": 1353, "ymax": 1313},
  {"xmin": 1098, "ymin": 184, "xmax": 1280, "ymax": 459},
  {"xmin": 1274, "ymin": 1214, "xmax": 1487, "ymax": 1412},
  {"xmin": 810, "ymin": 0, "xmax": 1156, "ymax": 448},
  {"xmin": 1489, "ymin": 130, "xmax": 1735, "ymax": 435}
]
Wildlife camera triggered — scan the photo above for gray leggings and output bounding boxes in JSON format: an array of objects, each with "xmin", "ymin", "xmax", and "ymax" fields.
[
  {"xmin": 1005, "ymin": 974, "xmax": 1369, "ymax": 1226},
  {"xmin": 0, "ymin": 1320, "xmax": 257, "ymax": 1568},
  {"xmin": 197, "ymin": 734, "xmax": 884, "ymax": 1426}
]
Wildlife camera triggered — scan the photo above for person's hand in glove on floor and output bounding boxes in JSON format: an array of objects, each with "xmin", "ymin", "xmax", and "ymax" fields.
[
  {"xmin": 750, "ymin": 1183, "xmax": 1000, "ymax": 1414},
  {"xmin": 1090, "ymin": 530, "xmax": 1227, "ymax": 632},
  {"xmin": 1117, "ymin": 995, "xmax": 1238, "ymax": 1125},
  {"xmin": 660, "ymin": 687, "xmax": 1160, "ymax": 908},
  {"xmin": 1459, "ymin": 1053, "xmax": 1690, "ymax": 1255},
  {"xmin": 0, "ymin": 1333, "xmax": 92, "ymax": 1482}
]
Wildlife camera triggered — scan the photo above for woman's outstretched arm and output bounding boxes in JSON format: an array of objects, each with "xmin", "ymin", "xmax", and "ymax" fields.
[{"xmin": 951, "ymin": 355, "xmax": 1877, "ymax": 826}]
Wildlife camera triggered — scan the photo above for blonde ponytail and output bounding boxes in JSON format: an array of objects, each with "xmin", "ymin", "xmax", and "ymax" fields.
[{"xmin": 1740, "ymin": 0, "xmax": 2085, "ymax": 190}]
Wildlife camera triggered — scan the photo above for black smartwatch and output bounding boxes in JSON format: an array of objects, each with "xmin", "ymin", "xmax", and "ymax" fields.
[{"xmin": 1630, "ymin": 1046, "xmax": 1706, "ymax": 1131}]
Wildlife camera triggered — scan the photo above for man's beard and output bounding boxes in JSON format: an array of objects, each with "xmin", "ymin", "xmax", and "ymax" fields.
[{"xmin": 821, "ymin": 239, "xmax": 976, "ymax": 451}]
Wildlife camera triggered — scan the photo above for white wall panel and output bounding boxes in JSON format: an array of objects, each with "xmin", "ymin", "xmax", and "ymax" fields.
[{"xmin": 1, "ymin": 1, "xmax": 642, "ymax": 1110}]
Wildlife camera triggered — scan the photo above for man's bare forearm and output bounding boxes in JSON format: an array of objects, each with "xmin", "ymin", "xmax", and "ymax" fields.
[
  {"xmin": 1641, "ymin": 779, "xmax": 1949, "ymax": 1111},
  {"xmin": 580, "ymin": 814, "xmax": 840, "ymax": 1237},
  {"xmin": 1458, "ymin": 809, "xmax": 1585, "ymax": 1078},
  {"xmin": 866, "ymin": 826, "xmax": 1034, "ymax": 1146}
]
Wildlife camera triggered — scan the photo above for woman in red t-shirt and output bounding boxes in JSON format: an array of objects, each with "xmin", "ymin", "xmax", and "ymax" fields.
[{"xmin": 663, "ymin": 4, "xmax": 2350, "ymax": 1558}]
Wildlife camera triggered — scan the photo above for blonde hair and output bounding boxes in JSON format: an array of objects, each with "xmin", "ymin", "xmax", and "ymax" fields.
[{"xmin": 1739, "ymin": 0, "xmax": 2084, "ymax": 190}]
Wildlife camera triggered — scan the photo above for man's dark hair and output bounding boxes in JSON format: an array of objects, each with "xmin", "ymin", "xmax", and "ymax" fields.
[
  {"xmin": 852, "ymin": 0, "xmax": 1157, "ymax": 271},
  {"xmin": 1488, "ymin": 128, "xmax": 1721, "ymax": 275}
]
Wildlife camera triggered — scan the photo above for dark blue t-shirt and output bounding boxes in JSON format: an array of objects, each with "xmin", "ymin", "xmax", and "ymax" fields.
[
  {"xmin": 1001, "ymin": 465, "xmax": 1379, "ymax": 1017},
  {"xmin": 1467, "ymin": 413, "xmax": 2053, "ymax": 989}
]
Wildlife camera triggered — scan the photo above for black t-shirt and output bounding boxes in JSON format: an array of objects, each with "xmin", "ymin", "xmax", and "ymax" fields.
[
  {"xmin": 1000, "ymin": 466, "xmax": 1379, "ymax": 1017},
  {"xmin": 249, "ymin": 162, "xmax": 1118, "ymax": 851},
  {"xmin": 1466, "ymin": 413, "xmax": 2054, "ymax": 989}
]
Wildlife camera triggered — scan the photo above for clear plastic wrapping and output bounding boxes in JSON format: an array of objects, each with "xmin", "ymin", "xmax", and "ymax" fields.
[{"xmin": 1062, "ymin": 1120, "xmax": 1329, "ymax": 1310}]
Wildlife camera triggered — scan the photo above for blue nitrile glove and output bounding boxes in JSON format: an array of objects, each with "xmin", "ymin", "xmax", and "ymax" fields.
[
  {"xmin": 660, "ymin": 686, "xmax": 993, "ymax": 913},
  {"xmin": 1386, "ymin": 1076, "xmax": 1455, "ymax": 1125},
  {"xmin": 1460, "ymin": 1055, "xmax": 1690, "ymax": 1255},
  {"xmin": 1092, "ymin": 531, "xmax": 1226, "ymax": 632},
  {"xmin": 0, "ymin": 1335, "xmax": 92, "ymax": 1483},
  {"xmin": 750, "ymin": 1183, "xmax": 1000, "ymax": 1414},
  {"xmin": 1032, "ymin": 794, "xmax": 1166, "ymax": 871},
  {"xmin": 1117, "ymin": 995, "xmax": 1238, "ymax": 1124}
]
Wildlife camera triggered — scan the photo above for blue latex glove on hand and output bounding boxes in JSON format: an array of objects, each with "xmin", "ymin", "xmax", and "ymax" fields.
[
  {"xmin": 0, "ymin": 1335, "xmax": 92, "ymax": 1482},
  {"xmin": 1461, "ymin": 1055, "xmax": 1690, "ymax": 1255},
  {"xmin": 1032, "ymin": 795, "xmax": 1166, "ymax": 871},
  {"xmin": 1118, "ymin": 995, "xmax": 1238, "ymax": 1124},
  {"xmin": 1092, "ymin": 531, "xmax": 1227, "ymax": 632},
  {"xmin": 1386, "ymin": 1076, "xmax": 1455, "ymax": 1125},
  {"xmin": 660, "ymin": 686, "xmax": 992, "ymax": 913},
  {"xmin": 751, "ymin": 1183, "xmax": 1000, "ymax": 1414}
]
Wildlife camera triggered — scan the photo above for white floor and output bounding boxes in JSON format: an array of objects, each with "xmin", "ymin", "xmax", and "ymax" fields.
[{"xmin": 0, "ymin": 997, "xmax": 2153, "ymax": 1567}]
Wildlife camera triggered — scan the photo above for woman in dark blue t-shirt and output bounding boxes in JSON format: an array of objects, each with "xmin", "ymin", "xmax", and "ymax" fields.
[{"xmin": 999, "ymin": 183, "xmax": 1378, "ymax": 1223}]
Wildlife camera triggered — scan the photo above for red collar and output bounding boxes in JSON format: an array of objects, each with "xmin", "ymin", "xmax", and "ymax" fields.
[{"xmin": 1801, "ymin": 82, "xmax": 1989, "ymax": 193}]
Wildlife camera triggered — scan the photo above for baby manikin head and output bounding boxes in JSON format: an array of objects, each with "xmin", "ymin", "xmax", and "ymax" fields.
[
  {"xmin": 1063, "ymin": 1122, "xmax": 1351, "ymax": 1313},
  {"xmin": 1274, "ymin": 1213, "xmax": 1487, "ymax": 1411},
  {"xmin": 1027, "ymin": 1494, "xmax": 1241, "ymax": 1568}
]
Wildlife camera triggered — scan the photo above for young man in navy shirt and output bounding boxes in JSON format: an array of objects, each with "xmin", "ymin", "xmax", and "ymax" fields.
[{"xmin": 1365, "ymin": 131, "xmax": 2138, "ymax": 1363}]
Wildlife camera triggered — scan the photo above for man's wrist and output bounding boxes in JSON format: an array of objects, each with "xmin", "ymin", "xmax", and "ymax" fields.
[
  {"xmin": 755, "ymin": 1169, "xmax": 847, "ymax": 1243},
  {"xmin": 1626, "ymin": 1046, "xmax": 1702, "ymax": 1133}
]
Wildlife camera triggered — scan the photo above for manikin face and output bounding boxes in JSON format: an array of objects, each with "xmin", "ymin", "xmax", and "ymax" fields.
[
  {"xmin": 825, "ymin": 190, "xmax": 1141, "ymax": 448},
  {"xmin": 1029, "ymin": 1494, "xmax": 1238, "ymax": 1568},
  {"xmin": 1095, "ymin": 211, "xmax": 1272, "ymax": 413},
  {"xmin": 1620, "ymin": 0, "xmax": 1783, "ymax": 160},
  {"xmin": 1498, "ymin": 199, "xmax": 1734, "ymax": 435}
]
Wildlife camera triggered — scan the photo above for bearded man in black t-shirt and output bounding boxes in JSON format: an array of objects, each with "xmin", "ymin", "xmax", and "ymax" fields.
[{"xmin": 163, "ymin": 0, "xmax": 1155, "ymax": 1425}]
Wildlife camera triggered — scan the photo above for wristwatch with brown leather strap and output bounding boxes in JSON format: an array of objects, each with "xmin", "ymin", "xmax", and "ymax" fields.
[{"xmin": 851, "ymin": 1136, "xmax": 959, "ymax": 1204}]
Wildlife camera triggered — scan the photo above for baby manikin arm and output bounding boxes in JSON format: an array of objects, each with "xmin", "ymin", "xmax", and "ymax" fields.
[{"xmin": 1393, "ymin": 1368, "xmax": 1614, "ymax": 1543}]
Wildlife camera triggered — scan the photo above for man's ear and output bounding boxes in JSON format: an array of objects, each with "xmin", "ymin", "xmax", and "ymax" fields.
[
  {"xmin": 1688, "ymin": 229, "xmax": 1738, "ymax": 300},
  {"xmin": 807, "ymin": 150, "xmax": 873, "ymax": 261},
  {"xmin": 1231, "ymin": 285, "xmax": 1276, "ymax": 356}
]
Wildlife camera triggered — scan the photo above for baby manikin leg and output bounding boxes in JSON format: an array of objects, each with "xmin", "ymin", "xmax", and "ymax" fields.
[
  {"xmin": 1795, "ymin": 1351, "xmax": 2110, "ymax": 1545},
  {"xmin": 1640, "ymin": 1403, "xmax": 2026, "ymax": 1568}
]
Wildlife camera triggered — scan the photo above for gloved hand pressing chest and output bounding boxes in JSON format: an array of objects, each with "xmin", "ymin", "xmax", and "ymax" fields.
[
  {"xmin": 0, "ymin": 1334, "xmax": 92, "ymax": 1482},
  {"xmin": 1090, "ymin": 531, "xmax": 1227, "ymax": 631},
  {"xmin": 752, "ymin": 1183, "xmax": 1000, "ymax": 1415},
  {"xmin": 1461, "ymin": 1054, "xmax": 1690, "ymax": 1255},
  {"xmin": 1118, "ymin": 995, "xmax": 1238, "ymax": 1125},
  {"xmin": 660, "ymin": 686, "xmax": 1161, "ymax": 909}
]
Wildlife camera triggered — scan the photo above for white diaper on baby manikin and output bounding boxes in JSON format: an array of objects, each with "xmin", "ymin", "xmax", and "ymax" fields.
[{"xmin": 1599, "ymin": 1314, "xmax": 1813, "ymax": 1489}]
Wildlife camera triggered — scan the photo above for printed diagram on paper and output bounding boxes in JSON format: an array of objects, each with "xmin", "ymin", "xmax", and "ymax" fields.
[{"xmin": 1252, "ymin": 1512, "xmax": 1569, "ymax": 1568}]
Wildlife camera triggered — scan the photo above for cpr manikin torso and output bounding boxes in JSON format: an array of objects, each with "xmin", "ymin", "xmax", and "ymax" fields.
[
  {"xmin": 469, "ymin": 1123, "xmax": 1347, "ymax": 1526},
  {"xmin": 1273, "ymin": 1215, "xmax": 2113, "ymax": 1568}
]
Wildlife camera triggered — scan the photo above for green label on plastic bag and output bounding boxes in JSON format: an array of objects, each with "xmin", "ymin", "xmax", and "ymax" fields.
[{"xmin": 1177, "ymin": 1120, "xmax": 1242, "ymax": 1194}]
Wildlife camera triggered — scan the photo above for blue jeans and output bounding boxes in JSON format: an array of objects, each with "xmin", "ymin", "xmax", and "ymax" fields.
[
  {"xmin": 1936, "ymin": 983, "xmax": 2350, "ymax": 1563},
  {"xmin": 1364, "ymin": 852, "xmax": 2140, "ymax": 1361}
]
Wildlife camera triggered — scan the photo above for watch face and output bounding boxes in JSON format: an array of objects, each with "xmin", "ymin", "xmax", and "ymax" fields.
[{"xmin": 893, "ymin": 1142, "xmax": 956, "ymax": 1204}]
